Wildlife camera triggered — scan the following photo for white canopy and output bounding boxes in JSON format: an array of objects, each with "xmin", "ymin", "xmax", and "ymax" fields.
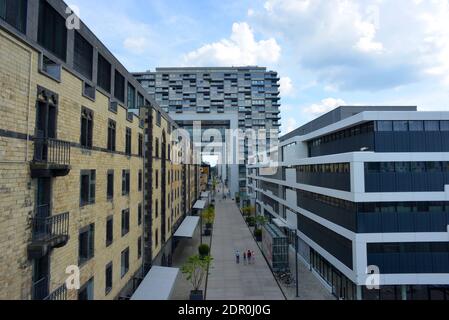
[
  {"xmin": 131, "ymin": 266, "xmax": 179, "ymax": 300},
  {"xmin": 273, "ymin": 218, "xmax": 291, "ymax": 229},
  {"xmin": 193, "ymin": 200, "xmax": 206, "ymax": 210},
  {"xmin": 173, "ymin": 216, "xmax": 200, "ymax": 238}
]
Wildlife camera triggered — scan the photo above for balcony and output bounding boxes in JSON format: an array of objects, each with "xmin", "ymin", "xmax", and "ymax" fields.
[
  {"xmin": 31, "ymin": 138, "xmax": 71, "ymax": 178},
  {"xmin": 28, "ymin": 209, "xmax": 70, "ymax": 259},
  {"xmin": 32, "ymin": 278, "xmax": 67, "ymax": 300}
]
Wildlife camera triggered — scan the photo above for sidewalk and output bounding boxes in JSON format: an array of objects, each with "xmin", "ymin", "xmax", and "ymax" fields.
[{"xmin": 206, "ymin": 198, "xmax": 285, "ymax": 300}]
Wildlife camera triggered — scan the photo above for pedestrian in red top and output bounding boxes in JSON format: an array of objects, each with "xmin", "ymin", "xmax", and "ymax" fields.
[{"xmin": 247, "ymin": 250, "xmax": 252, "ymax": 264}]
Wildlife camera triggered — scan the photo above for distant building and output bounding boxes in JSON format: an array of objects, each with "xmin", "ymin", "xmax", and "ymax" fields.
[
  {"xmin": 248, "ymin": 106, "xmax": 449, "ymax": 300},
  {"xmin": 134, "ymin": 67, "xmax": 282, "ymax": 204}
]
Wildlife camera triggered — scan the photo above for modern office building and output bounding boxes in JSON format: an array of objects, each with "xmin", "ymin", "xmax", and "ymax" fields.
[
  {"xmin": 248, "ymin": 106, "xmax": 449, "ymax": 300},
  {"xmin": 0, "ymin": 0, "xmax": 199, "ymax": 300},
  {"xmin": 134, "ymin": 67, "xmax": 281, "ymax": 203}
]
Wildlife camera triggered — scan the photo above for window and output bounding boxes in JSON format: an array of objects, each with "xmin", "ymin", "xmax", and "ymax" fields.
[
  {"xmin": 0, "ymin": 0, "xmax": 27, "ymax": 33},
  {"xmin": 409, "ymin": 121, "xmax": 424, "ymax": 132},
  {"xmin": 137, "ymin": 93, "xmax": 144, "ymax": 108},
  {"xmin": 107, "ymin": 170, "xmax": 114, "ymax": 200},
  {"xmin": 122, "ymin": 170, "xmax": 130, "ymax": 196},
  {"xmin": 155, "ymin": 229, "xmax": 159, "ymax": 247},
  {"xmin": 121, "ymin": 248, "xmax": 129, "ymax": 278},
  {"xmin": 424, "ymin": 121, "xmax": 440, "ymax": 132},
  {"xmin": 376, "ymin": 121, "xmax": 393, "ymax": 132},
  {"xmin": 81, "ymin": 107, "xmax": 93, "ymax": 148},
  {"xmin": 114, "ymin": 71, "xmax": 125, "ymax": 102},
  {"xmin": 106, "ymin": 216, "xmax": 113, "ymax": 247},
  {"xmin": 97, "ymin": 53, "xmax": 111, "ymax": 93},
  {"xmin": 125, "ymin": 127, "xmax": 132, "ymax": 155},
  {"xmin": 441, "ymin": 121, "xmax": 449, "ymax": 131},
  {"xmin": 74, "ymin": 32, "xmax": 93, "ymax": 80},
  {"xmin": 78, "ymin": 278, "xmax": 94, "ymax": 300},
  {"xmin": 41, "ymin": 55, "xmax": 61, "ymax": 81},
  {"xmin": 155, "ymin": 200, "xmax": 158, "ymax": 218},
  {"xmin": 138, "ymin": 133, "xmax": 143, "ymax": 157},
  {"xmin": 138, "ymin": 170, "xmax": 142, "ymax": 192},
  {"xmin": 38, "ymin": 0, "xmax": 67, "ymax": 61},
  {"xmin": 138, "ymin": 237, "xmax": 142, "ymax": 259},
  {"xmin": 138, "ymin": 203, "xmax": 142, "ymax": 226},
  {"xmin": 393, "ymin": 121, "xmax": 408, "ymax": 132},
  {"xmin": 155, "ymin": 170, "xmax": 158, "ymax": 189},
  {"xmin": 155, "ymin": 138, "xmax": 159, "ymax": 157},
  {"xmin": 121, "ymin": 209, "xmax": 130, "ymax": 236},
  {"xmin": 107, "ymin": 119, "xmax": 116, "ymax": 152},
  {"xmin": 105, "ymin": 263, "xmax": 113, "ymax": 295},
  {"xmin": 83, "ymin": 82, "xmax": 95, "ymax": 100},
  {"xmin": 80, "ymin": 170, "xmax": 96, "ymax": 206},
  {"xmin": 156, "ymin": 111, "xmax": 161, "ymax": 126},
  {"xmin": 127, "ymin": 83, "xmax": 136, "ymax": 109},
  {"xmin": 79, "ymin": 224, "xmax": 95, "ymax": 265}
]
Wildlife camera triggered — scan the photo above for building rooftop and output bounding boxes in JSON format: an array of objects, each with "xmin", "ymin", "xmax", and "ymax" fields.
[{"xmin": 281, "ymin": 106, "xmax": 418, "ymax": 142}]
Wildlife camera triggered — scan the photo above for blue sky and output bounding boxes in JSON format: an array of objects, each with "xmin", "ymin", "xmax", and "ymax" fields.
[{"xmin": 69, "ymin": 0, "xmax": 449, "ymax": 135}]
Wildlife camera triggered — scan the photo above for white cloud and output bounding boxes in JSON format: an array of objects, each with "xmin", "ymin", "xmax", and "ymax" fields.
[
  {"xmin": 251, "ymin": 0, "xmax": 449, "ymax": 90},
  {"xmin": 282, "ymin": 117, "xmax": 298, "ymax": 135},
  {"xmin": 183, "ymin": 22, "xmax": 281, "ymax": 66},
  {"xmin": 279, "ymin": 76, "xmax": 294, "ymax": 97},
  {"xmin": 303, "ymin": 98, "xmax": 346, "ymax": 118},
  {"xmin": 123, "ymin": 36, "xmax": 149, "ymax": 54}
]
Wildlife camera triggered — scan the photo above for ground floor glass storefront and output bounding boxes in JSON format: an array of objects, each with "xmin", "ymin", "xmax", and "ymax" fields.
[{"xmin": 310, "ymin": 249, "xmax": 356, "ymax": 300}]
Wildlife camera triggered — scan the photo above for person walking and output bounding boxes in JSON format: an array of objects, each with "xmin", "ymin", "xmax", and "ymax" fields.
[
  {"xmin": 235, "ymin": 250, "xmax": 240, "ymax": 264},
  {"xmin": 251, "ymin": 250, "xmax": 256, "ymax": 264},
  {"xmin": 243, "ymin": 251, "xmax": 247, "ymax": 265},
  {"xmin": 247, "ymin": 250, "xmax": 252, "ymax": 264}
]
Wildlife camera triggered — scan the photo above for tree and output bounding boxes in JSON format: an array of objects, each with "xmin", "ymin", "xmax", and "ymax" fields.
[
  {"xmin": 181, "ymin": 255, "xmax": 213, "ymax": 292},
  {"xmin": 202, "ymin": 205, "xmax": 215, "ymax": 226},
  {"xmin": 255, "ymin": 214, "xmax": 268, "ymax": 229}
]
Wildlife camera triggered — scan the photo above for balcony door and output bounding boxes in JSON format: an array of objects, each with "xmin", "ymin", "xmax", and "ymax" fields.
[
  {"xmin": 35, "ymin": 98, "xmax": 57, "ymax": 161},
  {"xmin": 32, "ymin": 254, "xmax": 50, "ymax": 300}
]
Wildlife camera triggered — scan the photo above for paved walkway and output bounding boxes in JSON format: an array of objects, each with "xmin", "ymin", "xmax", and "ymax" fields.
[{"xmin": 206, "ymin": 198, "xmax": 285, "ymax": 300}]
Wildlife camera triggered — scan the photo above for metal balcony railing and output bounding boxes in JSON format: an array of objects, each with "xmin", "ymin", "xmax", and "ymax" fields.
[
  {"xmin": 34, "ymin": 138, "xmax": 71, "ymax": 166},
  {"xmin": 31, "ymin": 210, "xmax": 70, "ymax": 243},
  {"xmin": 32, "ymin": 278, "xmax": 67, "ymax": 300}
]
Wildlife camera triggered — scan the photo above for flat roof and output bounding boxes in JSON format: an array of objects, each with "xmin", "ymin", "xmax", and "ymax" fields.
[
  {"xmin": 130, "ymin": 266, "xmax": 179, "ymax": 300},
  {"xmin": 193, "ymin": 200, "xmax": 207, "ymax": 210},
  {"xmin": 173, "ymin": 216, "xmax": 200, "ymax": 238}
]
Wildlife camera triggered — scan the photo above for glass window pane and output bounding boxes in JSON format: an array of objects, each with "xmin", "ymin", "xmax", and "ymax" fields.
[
  {"xmin": 376, "ymin": 121, "xmax": 393, "ymax": 132},
  {"xmin": 409, "ymin": 121, "xmax": 424, "ymax": 131},
  {"xmin": 393, "ymin": 121, "xmax": 408, "ymax": 132},
  {"xmin": 424, "ymin": 121, "xmax": 440, "ymax": 131}
]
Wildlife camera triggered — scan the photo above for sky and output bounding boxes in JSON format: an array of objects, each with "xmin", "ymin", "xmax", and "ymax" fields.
[{"xmin": 68, "ymin": 0, "xmax": 449, "ymax": 135}]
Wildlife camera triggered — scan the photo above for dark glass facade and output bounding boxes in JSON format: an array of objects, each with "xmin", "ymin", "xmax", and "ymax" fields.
[
  {"xmin": 308, "ymin": 120, "xmax": 449, "ymax": 157},
  {"xmin": 297, "ymin": 189, "xmax": 449, "ymax": 233},
  {"xmin": 297, "ymin": 214, "xmax": 353, "ymax": 269},
  {"xmin": 308, "ymin": 122, "xmax": 375, "ymax": 157},
  {"xmin": 296, "ymin": 163, "xmax": 350, "ymax": 191},
  {"xmin": 367, "ymin": 242, "xmax": 449, "ymax": 274},
  {"xmin": 365, "ymin": 161, "xmax": 449, "ymax": 192},
  {"xmin": 310, "ymin": 249, "xmax": 356, "ymax": 300}
]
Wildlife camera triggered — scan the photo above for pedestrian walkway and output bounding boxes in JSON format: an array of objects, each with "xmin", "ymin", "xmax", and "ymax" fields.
[{"xmin": 206, "ymin": 198, "xmax": 285, "ymax": 300}]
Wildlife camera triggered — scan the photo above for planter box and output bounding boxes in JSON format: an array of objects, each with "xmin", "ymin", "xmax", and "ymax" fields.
[
  {"xmin": 190, "ymin": 290, "xmax": 204, "ymax": 301},
  {"xmin": 204, "ymin": 229, "xmax": 211, "ymax": 236},
  {"xmin": 205, "ymin": 223, "xmax": 213, "ymax": 229}
]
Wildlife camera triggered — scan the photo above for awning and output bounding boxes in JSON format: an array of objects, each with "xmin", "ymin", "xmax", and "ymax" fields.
[
  {"xmin": 273, "ymin": 218, "xmax": 291, "ymax": 229},
  {"xmin": 173, "ymin": 216, "xmax": 200, "ymax": 238},
  {"xmin": 131, "ymin": 266, "xmax": 179, "ymax": 300},
  {"xmin": 201, "ymin": 191, "xmax": 210, "ymax": 198},
  {"xmin": 193, "ymin": 200, "xmax": 206, "ymax": 210}
]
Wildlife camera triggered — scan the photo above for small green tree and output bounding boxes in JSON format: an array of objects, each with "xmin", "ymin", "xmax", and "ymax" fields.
[
  {"xmin": 181, "ymin": 255, "xmax": 213, "ymax": 292},
  {"xmin": 202, "ymin": 205, "xmax": 215, "ymax": 225},
  {"xmin": 255, "ymin": 214, "xmax": 268, "ymax": 229}
]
